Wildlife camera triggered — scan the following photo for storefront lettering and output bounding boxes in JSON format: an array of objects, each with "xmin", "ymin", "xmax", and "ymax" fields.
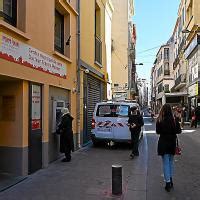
[{"xmin": 0, "ymin": 33, "xmax": 67, "ymax": 78}]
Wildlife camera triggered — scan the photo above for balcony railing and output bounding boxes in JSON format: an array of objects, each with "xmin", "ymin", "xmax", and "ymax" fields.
[
  {"xmin": 174, "ymin": 73, "xmax": 186, "ymax": 87},
  {"xmin": 178, "ymin": 39, "xmax": 185, "ymax": 55},
  {"xmin": 95, "ymin": 36, "xmax": 102, "ymax": 65}
]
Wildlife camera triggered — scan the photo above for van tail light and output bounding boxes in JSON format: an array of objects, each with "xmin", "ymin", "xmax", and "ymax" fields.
[{"xmin": 91, "ymin": 118, "xmax": 96, "ymax": 129}]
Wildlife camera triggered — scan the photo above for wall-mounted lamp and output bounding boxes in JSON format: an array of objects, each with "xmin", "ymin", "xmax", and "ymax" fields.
[
  {"xmin": 72, "ymin": 88, "xmax": 77, "ymax": 93},
  {"xmin": 66, "ymin": 35, "xmax": 71, "ymax": 45},
  {"xmin": 84, "ymin": 69, "xmax": 89, "ymax": 74}
]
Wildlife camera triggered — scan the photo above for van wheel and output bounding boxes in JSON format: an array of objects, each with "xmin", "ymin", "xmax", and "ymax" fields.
[{"xmin": 92, "ymin": 139, "xmax": 99, "ymax": 147}]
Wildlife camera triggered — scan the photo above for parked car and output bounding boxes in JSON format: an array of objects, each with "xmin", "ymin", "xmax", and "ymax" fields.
[{"xmin": 91, "ymin": 100, "xmax": 143, "ymax": 146}]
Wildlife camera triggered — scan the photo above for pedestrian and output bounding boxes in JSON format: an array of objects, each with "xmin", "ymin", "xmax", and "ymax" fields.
[
  {"xmin": 190, "ymin": 106, "xmax": 195, "ymax": 127},
  {"xmin": 57, "ymin": 107, "xmax": 74, "ymax": 162},
  {"xmin": 128, "ymin": 106, "xmax": 144, "ymax": 159},
  {"xmin": 180, "ymin": 106, "xmax": 185, "ymax": 129},
  {"xmin": 156, "ymin": 104, "xmax": 181, "ymax": 192},
  {"xmin": 194, "ymin": 103, "xmax": 200, "ymax": 128}
]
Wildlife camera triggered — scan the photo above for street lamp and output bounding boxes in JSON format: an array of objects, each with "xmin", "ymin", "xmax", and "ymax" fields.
[
  {"xmin": 182, "ymin": 25, "xmax": 200, "ymax": 34},
  {"xmin": 129, "ymin": 62, "xmax": 144, "ymax": 99},
  {"xmin": 135, "ymin": 63, "xmax": 143, "ymax": 66}
]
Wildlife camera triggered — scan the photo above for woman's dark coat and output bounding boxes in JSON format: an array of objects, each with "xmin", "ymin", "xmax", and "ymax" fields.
[
  {"xmin": 58, "ymin": 114, "xmax": 74, "ymax": 153},
  {"xmin": 156, "ymin": 117, "xmax": 181, "ymax": 156}
]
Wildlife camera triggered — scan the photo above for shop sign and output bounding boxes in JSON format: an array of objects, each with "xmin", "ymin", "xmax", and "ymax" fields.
[
  {"xmin": 0, "ymin": 32, "xmax": 66, "ymax": 78},
  {"xmin": 31, "ymin": 85, "xmax": 41, "ymax": 130},
  {"xmin": 188, "ymin": 82, "xmax": 198, "ymax": 97},
  {"xmin": 185, "ymin": 35, "xmax": 200, "ymax": 59}
]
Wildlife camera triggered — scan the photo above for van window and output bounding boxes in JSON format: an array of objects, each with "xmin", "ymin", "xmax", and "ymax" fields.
[{"xmin": 96, "ymin": 105, "xmax": 129, "ymax": 117}]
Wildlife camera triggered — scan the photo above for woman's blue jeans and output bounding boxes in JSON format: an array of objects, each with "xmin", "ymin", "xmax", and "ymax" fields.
[{"xmin": 162, "ymin": 154, "xmax": 174, "ymax": 182}]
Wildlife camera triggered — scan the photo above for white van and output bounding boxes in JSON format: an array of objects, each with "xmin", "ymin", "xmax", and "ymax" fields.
[{"xmin": 91, "ymin": 101, "xmax": 143, "ymax": 145}]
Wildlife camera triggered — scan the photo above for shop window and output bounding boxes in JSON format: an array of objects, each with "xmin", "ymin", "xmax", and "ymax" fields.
[
  {"xmin": 0, "ymin": 95, "xmax": 15, "ymax": 121},
  {"xmin": 0, "ymin": 0, "xmax": 17, "ymax": 27},
  {"xmin": 55, "ymin": 10, "xmax": 64, "ymax": 54}
]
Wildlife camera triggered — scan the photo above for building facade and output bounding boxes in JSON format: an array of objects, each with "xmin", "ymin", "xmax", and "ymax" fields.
[
  {"xmin": 105, "ymin": 0, "xmax": 114, "ymax": 100},
  {"xmin": 79, "ymin": 0, "xmax": 108, "ymax": 145},
  {"xmin": 150, "ymin": 0, "xmax": 200, "ymax": 117},
  {"xmin": 151, "ymin": 44, "xmax": 174, "ymax": 113},
  {"xmin": 111, "ymin": 0, "xmax": 134, "ymax": 100},
  {"xmin": 0, "ymin": 0, "xmax": 78, "ymax": 176},
  {"xmin": 183, "ymin": 0, "xmax": 200, "ymax": 110},
  {"xmin": 137, "ymin": 78, "xmax": 148, "ymax": 107}
]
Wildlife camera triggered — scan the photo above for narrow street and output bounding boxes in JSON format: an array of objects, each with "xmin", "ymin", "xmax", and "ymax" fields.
[{"xmin": 0, "ymin": 115, "xmax": 200, "ymax": 200}]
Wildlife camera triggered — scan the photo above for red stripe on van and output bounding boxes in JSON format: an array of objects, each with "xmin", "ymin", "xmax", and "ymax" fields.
[{"xmin": 118, "ymin": 123, "xmax": 124, "ymax": 127}]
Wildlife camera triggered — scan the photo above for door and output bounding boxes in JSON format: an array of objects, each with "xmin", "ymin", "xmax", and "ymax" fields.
[
  {"xmin": 112, "ymin": 105, "xmax": 131, "ymax": 140},
  {"xmin": 29, "ymin": 84, "xmax": 42, "ymax": 174}
]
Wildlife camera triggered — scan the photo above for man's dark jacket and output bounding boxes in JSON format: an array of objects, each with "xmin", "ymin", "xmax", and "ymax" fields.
[{"xmin": 128, "ymin": 113, "xmax": 144, "ymax": 133}]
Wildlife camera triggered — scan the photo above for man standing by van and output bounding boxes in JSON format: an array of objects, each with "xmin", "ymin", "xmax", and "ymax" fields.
[{"xmin": 128, "ymin": 106, "xmax": 144, "ymax": 159}]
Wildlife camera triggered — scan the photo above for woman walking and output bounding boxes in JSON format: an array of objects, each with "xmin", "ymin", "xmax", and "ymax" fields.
[{"xmin": 156, "ymin": 104, "xmax": 181, "ymax": 192}]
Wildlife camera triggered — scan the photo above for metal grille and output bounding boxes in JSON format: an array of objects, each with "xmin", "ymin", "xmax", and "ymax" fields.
[{"xmin": 83, "ymin": 75, "xmax": 105, "ymax": 144}]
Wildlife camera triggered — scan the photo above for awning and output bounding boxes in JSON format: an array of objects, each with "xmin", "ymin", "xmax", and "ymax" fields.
[{"xmin": 165, "ymin": 92, "xmax": 188, "ymax": 97}]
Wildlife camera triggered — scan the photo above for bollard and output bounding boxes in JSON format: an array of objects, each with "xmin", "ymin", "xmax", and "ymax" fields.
[{"xmin": 112, "ymin": 164, "xmax": 122, "ymax": 195}]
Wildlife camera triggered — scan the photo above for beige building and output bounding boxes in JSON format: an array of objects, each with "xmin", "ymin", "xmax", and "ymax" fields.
[
  {"xmin": 183, "ymin": 0, "xmax": 200, "ymax": 108},
  {"xmin": 111, "ymin": 0, "xmax": 134, "ymax": 100},
  {"xmin": 151, "ymin": 44, "xmax": 174, "ymax": 112},
  {"xmin": 79, "ymin": 0, "xmax": 109, "ymax": 145},
  {"xmin": 0, "ymin": 0, "xmax": 78, "ymax": 176},
  {"xmin": 151, "ymin": 0, "xmax": 200, "ymax": 115}
]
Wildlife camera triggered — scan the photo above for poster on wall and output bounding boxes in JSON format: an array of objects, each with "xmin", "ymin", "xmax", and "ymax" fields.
[
  {"xmin": 31, "ymin": 85, "xmax": 41, "ymax": 130},
  {"xmin": 0, "ymin": 32, "xmax": 67, "ymax": 78}
]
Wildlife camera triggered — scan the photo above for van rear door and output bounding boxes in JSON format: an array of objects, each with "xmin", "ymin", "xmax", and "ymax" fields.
[
  {"xmin": 95, "ymin": 104, "xmax": 114, "ymax": 139},
  {"xmin": 112, "ymin": 105, "xmax": 131, "ymax": 140}
]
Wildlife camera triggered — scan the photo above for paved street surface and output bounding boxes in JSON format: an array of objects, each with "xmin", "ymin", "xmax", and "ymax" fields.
[{"xmin": 1, "ymin": 114, "xmax": 200, "ymax": 200}]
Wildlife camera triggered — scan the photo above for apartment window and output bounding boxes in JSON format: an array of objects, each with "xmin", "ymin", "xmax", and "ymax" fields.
[
  {"xmin": 158, "ymin": 83, "xmax": 163, "ymax": 93},
  {"xmin": 114, "ymin": 83, "xmax": 119, "ymax": 87},
  {"xmin": 164, "ymin": 84, "xmax": 169, "ymax": 93},
  {"xmin": 164, "ymin": 48, "xmax": 169, "ymax": 60},
  {"xmin": 164, "ymin": 63, "xmax": 170, "ymax": 75},
  {"xmin": 54, "ymin": 10, "xmax": 64, "ymax": 54},
  {"xmin": 95, "ymin": 4, "xmax": 102, "ymax": 65},
  {"xmin": 0, "ymin": 0, "xmax": 17, "ymax": 26}
]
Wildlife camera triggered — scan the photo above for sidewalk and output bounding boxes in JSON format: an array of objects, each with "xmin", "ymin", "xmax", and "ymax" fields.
[{"xmin": 0, "ymin": 137, "xmax": 148, "ymax": 200}]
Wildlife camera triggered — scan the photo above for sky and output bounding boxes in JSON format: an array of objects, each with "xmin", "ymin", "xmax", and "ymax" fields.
[{"xmin": 134, "ymin": 0, "xmax": 180, "ymax": 82}]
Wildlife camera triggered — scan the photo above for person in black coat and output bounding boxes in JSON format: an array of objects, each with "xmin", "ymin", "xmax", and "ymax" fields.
[
  {"xmin": 57, "ymin": 108, "xmax": 74, "ymax": 162},
  {"xmin": 194, "ymin": 104, "xmax": 200, "ymax": 128},
  {"xmin": 128, "ymin": 106, "xmax": 144, "ymax": 158},
  {"xmin": 156, "ymin": 104, "xmax": 181, "ymax": 192}
]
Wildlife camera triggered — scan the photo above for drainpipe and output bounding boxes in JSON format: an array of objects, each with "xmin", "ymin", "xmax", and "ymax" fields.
[{"xmin": 76, "ymin": 0, "xmax": 81, "ymax": 148}]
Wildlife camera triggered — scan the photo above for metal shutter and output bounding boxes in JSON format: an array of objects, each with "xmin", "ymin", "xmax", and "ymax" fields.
[{"xmin": 83, "ymin": 74, "xmax": 105, "ymax": 144}]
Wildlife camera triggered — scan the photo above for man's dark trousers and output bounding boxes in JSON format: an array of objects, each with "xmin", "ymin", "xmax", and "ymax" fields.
[{"xmin": 131, "ymin": 132, "xmax": 140, "ymax": 155}]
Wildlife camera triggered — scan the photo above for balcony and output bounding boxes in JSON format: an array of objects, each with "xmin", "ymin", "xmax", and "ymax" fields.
[
  {"xmin": 95, "ymin": 36, "xmax": 102, "ymax": 65},
  {"xmin": 178, "ymin": 39, "xmax": 185, "ymax": 55},
  {"xmin": 173, "ymin": 56, "xmax": 180, "ymax": 69},
  {"xmin": 174, "ymin": 74, "xmax": 186, "ymax": 90}
]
